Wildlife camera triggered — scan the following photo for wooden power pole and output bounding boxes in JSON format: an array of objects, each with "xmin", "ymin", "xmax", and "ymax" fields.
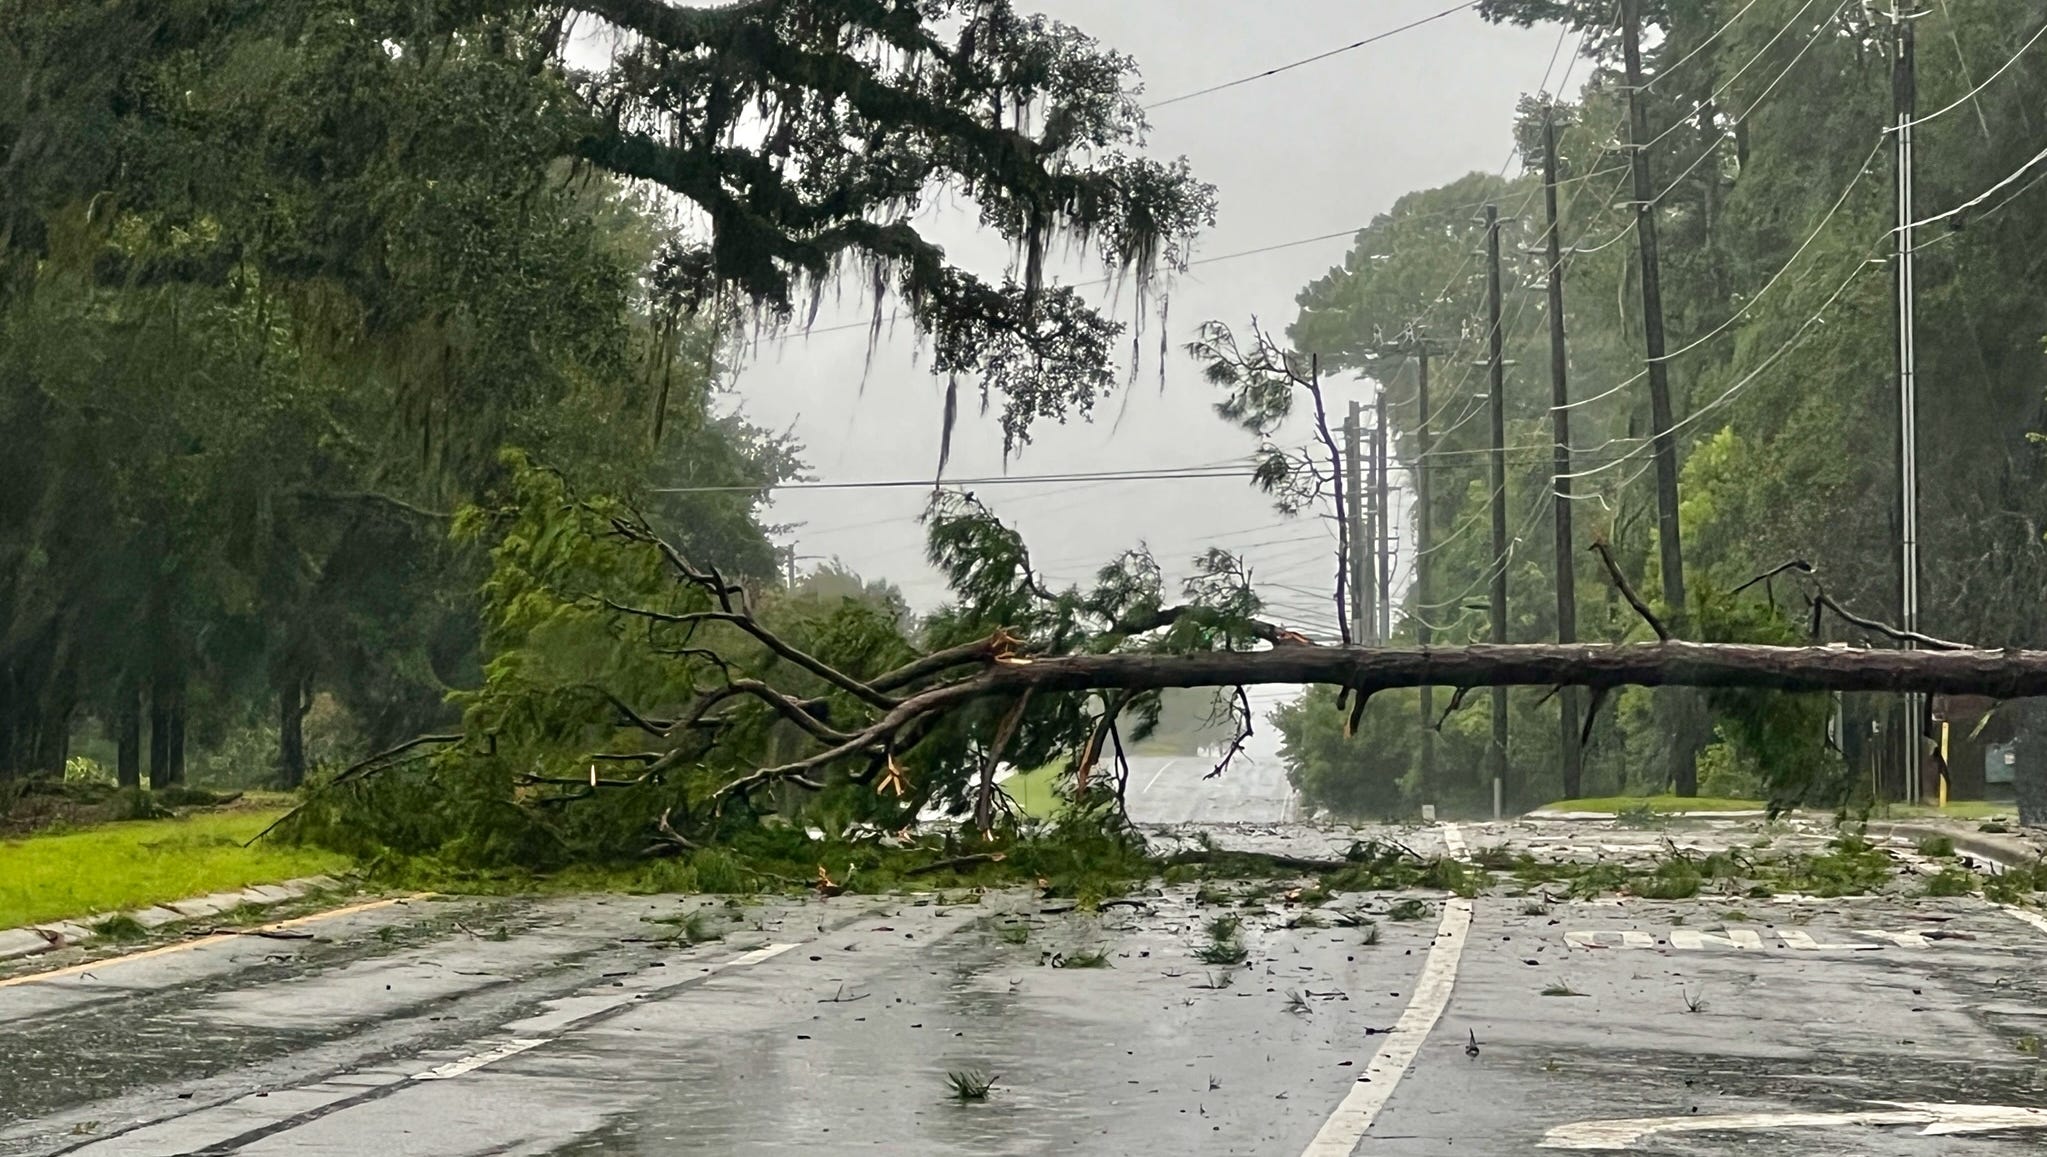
[
  {"xmin": 1621, "ymin": 0, "xmax": 1697, "ymax": 796},
  {"xmin": 1890, "ymin": 2, "xmax": 1925, "ymax": 799},
  {"xmin": 1414, "ymin": 339, "xmax": 1435, "ymax": 800},
  {"xmin": 1375, "ymin": 388, "xmax": 1392, "ymax": 643},
  {"xmin": 1345, "ymin": 401, "xmax": 1370, "ymax": 643},
  {"xmin": 1543, "ymin": 107, "xmax": 1584, "ymax": 799},
  {"xmin": 1485, "ymin": 202, "xmax": 1509, "ymax": 820}
]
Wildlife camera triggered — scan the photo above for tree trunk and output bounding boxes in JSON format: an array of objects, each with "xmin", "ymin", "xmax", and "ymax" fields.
[
  {"xmin": 117, "ymin": 686, "xmax": 142, "ymax": 789},
  {"xmin": 32, "ymin": 660, "xmax": 76, "ymax": 777},
  {"xmin": 149, "ymin": 670, "xmax": 187, "ymax": 789},
  {"xmin": 764, "ymin": 641, "xmax": 2047, "ymax": 801},
  {"xmin": 277, "ymin": 679, "xmax": 310, "ymax": 789},
  {"xmin": 167, "ymin": 684, "xmax": 186, "ymax": 786},
  {"xmin": 943, "ymin": 644, "xmax": 2047, "ymax": 701},
  {"xmin": 0, "ymin": 666, "xmax": 16, "ymax": 781},
  {"xmin": 2012, "ymin": 699, "xmax": 2047, "ymax": 828}
]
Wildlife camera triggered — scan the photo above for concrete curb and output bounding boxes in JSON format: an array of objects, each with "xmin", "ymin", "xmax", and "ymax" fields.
[
  {"xmin": 0, "ymin": 874, "xmax": 347, "ymax": 963},
  {"xmin": 1522, "ymin": 809, "xmax": 1770, "ymax": 821},
  {"xmin": 1866, "ymin": 822, "xmax": 2046, "ymax": 873}
]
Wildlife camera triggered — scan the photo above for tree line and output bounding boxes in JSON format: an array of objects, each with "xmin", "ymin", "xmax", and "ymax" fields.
[
  {"xmin": 8, "ymin": 0, "xmax": 2042, "ymax": 855},
  {"xmin": 1282, "ymin": 0, "xmax": 2047, "ymax": 816}
]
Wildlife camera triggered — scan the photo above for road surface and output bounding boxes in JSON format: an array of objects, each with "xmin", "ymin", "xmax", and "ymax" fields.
[
  {"xmin": 3, "ymin": 811, "xmax": 2045, "ymax": 1154},
  {"xmin": 1121, "ymin": 754, "xmax": 1299, "ymax": 826}
]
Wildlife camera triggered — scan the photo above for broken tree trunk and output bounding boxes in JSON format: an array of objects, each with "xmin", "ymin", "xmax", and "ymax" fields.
[
  {"xmin": 963, "ymin": 643, "xmax": 2047, "ymax": 700},
  {"xmin": 742, "ymin": 639, "xmax": 2047, "ymax": 792}
]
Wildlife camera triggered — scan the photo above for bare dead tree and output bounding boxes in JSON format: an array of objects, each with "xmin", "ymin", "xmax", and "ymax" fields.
[{"xmin": 1190, "ymin": 320, "xmax": 1352, "ymax": 645}]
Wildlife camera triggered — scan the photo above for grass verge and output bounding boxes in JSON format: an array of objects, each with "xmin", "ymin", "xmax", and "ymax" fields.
[
  {"xmin": 1880, "ymin": 800, "xmax": 2016, "ymax": 821},
  {"xmin": 999, "ymin": 764, "xmax": 1067, "ymax": 821},
  {"xmin": 1535, "ymin": 795, "xmax": 1764, "ymax": 815},
  {"xmin": 0, "ymin": 810, "xmax": 348, "ymax": 929}
]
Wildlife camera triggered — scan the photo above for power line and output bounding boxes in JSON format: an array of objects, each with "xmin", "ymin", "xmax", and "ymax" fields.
[
  {"xmin": 1143, "ymin": 2, "xmax": 1478, "ymax": 111},
  {"xmin": 1643, "ymin": 0, "xmax": 1769, "ymax": 90},
  {"xmin": 651, "ymin": 464, "xmax": 1259, "ymax": 495},
  {"xmin": 1895, "ymin": 14, "xmax": 2047, "ymax": 132},
  {"xmin": 1646, "ymin": 1, "xmax": 1849, "ymax": 206},
  {"xmin": 1896, "ymin": 141, "xmax": 2047, "ymax": 234}
]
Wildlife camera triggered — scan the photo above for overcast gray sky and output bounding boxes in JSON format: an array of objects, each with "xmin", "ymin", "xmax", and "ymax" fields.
[
  {"xmin": 731, "ymin": 2, "xmax": 1560, "ymax": 640},
  {"xmin": 671, "ymin": 2, "xmax": 1565, "ymax": 761}
]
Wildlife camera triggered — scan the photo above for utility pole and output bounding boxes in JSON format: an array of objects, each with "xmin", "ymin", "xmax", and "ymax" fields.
[
  {"xmin": 784, "ymin": 543, "xmax": 798, "ymax": 589},
  {"xmin": 1543, "ymin": 107, "xmax": 1584, "ymax": 800},
  {"xmin": 1413, "ymin": 335, "xmax": 1437, "ymax": 802},
  {"xmin": 1621, "ymin": 0, "xmax": 1697, "ymax": 796},
  {"xmin": 1375, "ymin": 388, "xmax": 1393, "ymax": 643},
  {"xmin": 1345, "ymin": 401, "xmax": 1370, "ymax": 643},
  {"xmin": 1891, "ymin": 1, "xmax": 1923, "ymax": 799},
  {"xmin": 1485, "ymin": 202, "xmax": 1509, "ymax": 821}
]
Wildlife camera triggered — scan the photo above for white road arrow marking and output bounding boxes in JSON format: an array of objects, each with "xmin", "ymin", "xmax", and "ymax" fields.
[{"xmin": 1539, "ymin": 1103, "xmax": 2047, "ymax": 1149}]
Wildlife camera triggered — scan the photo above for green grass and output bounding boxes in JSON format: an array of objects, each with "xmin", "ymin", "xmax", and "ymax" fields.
[
  {"xmin": 0, "ymin": 810, "xmax": 347, "ymax": 929},
  {"xmin": 1537, "ymin": 795, "xmax": 1764, "ymax": 815},
  {"xmin": 1883, "ymin": 800, "xmax": 2015, "ymax": 821},
  {"xmin": 999, "ymin": 764, "xmax": 1068, "ymax": 820}
]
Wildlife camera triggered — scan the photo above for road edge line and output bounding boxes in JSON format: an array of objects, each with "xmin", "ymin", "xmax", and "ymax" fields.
[
  {"xmin": 0, "ymin": 895, "xmax": 427, "ymax": 989},
  {"xmin": 1301, "ymin": 826, "xmax": 1473, "ymax": 1157},
  {"xmin": 409, "ymin": 941, "xmax": 801, "ymax": 1081}
]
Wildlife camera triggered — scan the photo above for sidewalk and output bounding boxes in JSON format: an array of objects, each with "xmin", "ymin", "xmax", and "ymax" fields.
[{"xmin": 0, "ymin": 874, "xmax": 348, "ymax": 962}]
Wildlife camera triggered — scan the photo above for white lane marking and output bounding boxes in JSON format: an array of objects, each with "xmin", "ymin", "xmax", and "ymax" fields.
[
  {"xmin": 1140, "ymin": 759, "xmax": 1178, "ymax": 794},
  {"xmin": 1668, "ymin": 929, "xmax": 1763, "ymax": 951},
  {"xmin": 411, "ymin": 942, "xmax": 799, "ymax": 1081},
  {"xmin": 1565, "ymin": 930, "xmax": 1654, "ymax": 949},
  {"xmin": 1300, "ymin": 890, "xmax": 1472, "ymax": 1155},
  {"xmin": 1441, "ymin": 823, "xmax": 1467, "ymax": 858},
  {"xmin": 1776, "ymin": 929, "xmax": 1863, "ymax": 950},
  {"xmin": 1854, "ymin": 928, "xmax": 1932, "ymax": 949},
  {"xmin": 2002, "ymin": 906, "xmax": 2047, "ymax": 937},
  {"xmin": 1539, "ymin": 1103, "xmax": 2047, "ymax": 1149},
  {"xmin": 412, "ymin": 1038, "xmax": 547, "ymax": 1080}
]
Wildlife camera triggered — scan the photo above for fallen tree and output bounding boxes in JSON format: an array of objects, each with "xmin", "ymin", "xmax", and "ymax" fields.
[{"xmin": 278, "ymin": 455, "xmax": 2047, "ymax": 863}]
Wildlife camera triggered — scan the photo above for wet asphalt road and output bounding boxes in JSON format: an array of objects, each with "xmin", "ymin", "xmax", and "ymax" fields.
[
  {"xmin": 2, "ymin": 813, "xmax": 2045, "ymax": 1154},
  {"xmin": 1120, "ymin": 755, "xmax": 1299, "ymax": 827}
]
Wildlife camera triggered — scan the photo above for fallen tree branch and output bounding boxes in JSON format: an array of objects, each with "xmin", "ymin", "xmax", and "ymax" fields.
[
  {"xmin": 975, "ymin": 689, "xmax": 1034, "ymax": 832},
  {"xmin": 1205, "ymin": 686, "xmax": 1253, "ymax": 779},
  {"xmin": 1731, "ymin": 558, "xmax": 1814, "ymax": 597},
  {"xmin": 1812, "ymin": 592, "xmax": 1968, "ymax": 651},
  {"xmin": 1589, "ymin": 539, "xmax": 1669, "ymax": 641},
  {"xmin": 871, "ymin": 635, "xmax": 1005, "ymax": 693},
  {"xmin": 1158, "ymin": 849, "xmax": 1348, "ymax": 873},
  {"xmin": 584, "ymin": 686, "xmax": 675, "ymax": 736},
  {"xmin": 904, "ymin": 851, "xmax": 1008, "ymax": 876},
  {"xmin": 604, "ymin": 600, "xmax": 897, "ymax": 709},
  {"xmin": 243, "ymin": 733, "xmax": 464, "ymax": 847},
  {"xmin": 1433, "ymin": 686, "xmax": 1473, "ymax": 731},
  {"xmin": 1111, "ymin": 604, "xmax": 1288, "ymax": 646},
  {"xmin": 1581, "ymin": 685, "xmax": 1609, "ymax": 747}
]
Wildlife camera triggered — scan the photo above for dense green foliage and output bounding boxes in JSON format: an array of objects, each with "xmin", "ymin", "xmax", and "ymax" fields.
[
  {"xmin": 0, "ymin": 0, "xmax": 1209, "ymax": 823},
  {"xmin": 1281, "ymin": 0, "xmax": 2047, "ymax": 816}
]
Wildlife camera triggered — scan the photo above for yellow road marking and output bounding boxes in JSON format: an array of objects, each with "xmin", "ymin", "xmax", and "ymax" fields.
[{"xmin": 0, "ymin": 894, "xmax": 431, "ymax": 989}]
